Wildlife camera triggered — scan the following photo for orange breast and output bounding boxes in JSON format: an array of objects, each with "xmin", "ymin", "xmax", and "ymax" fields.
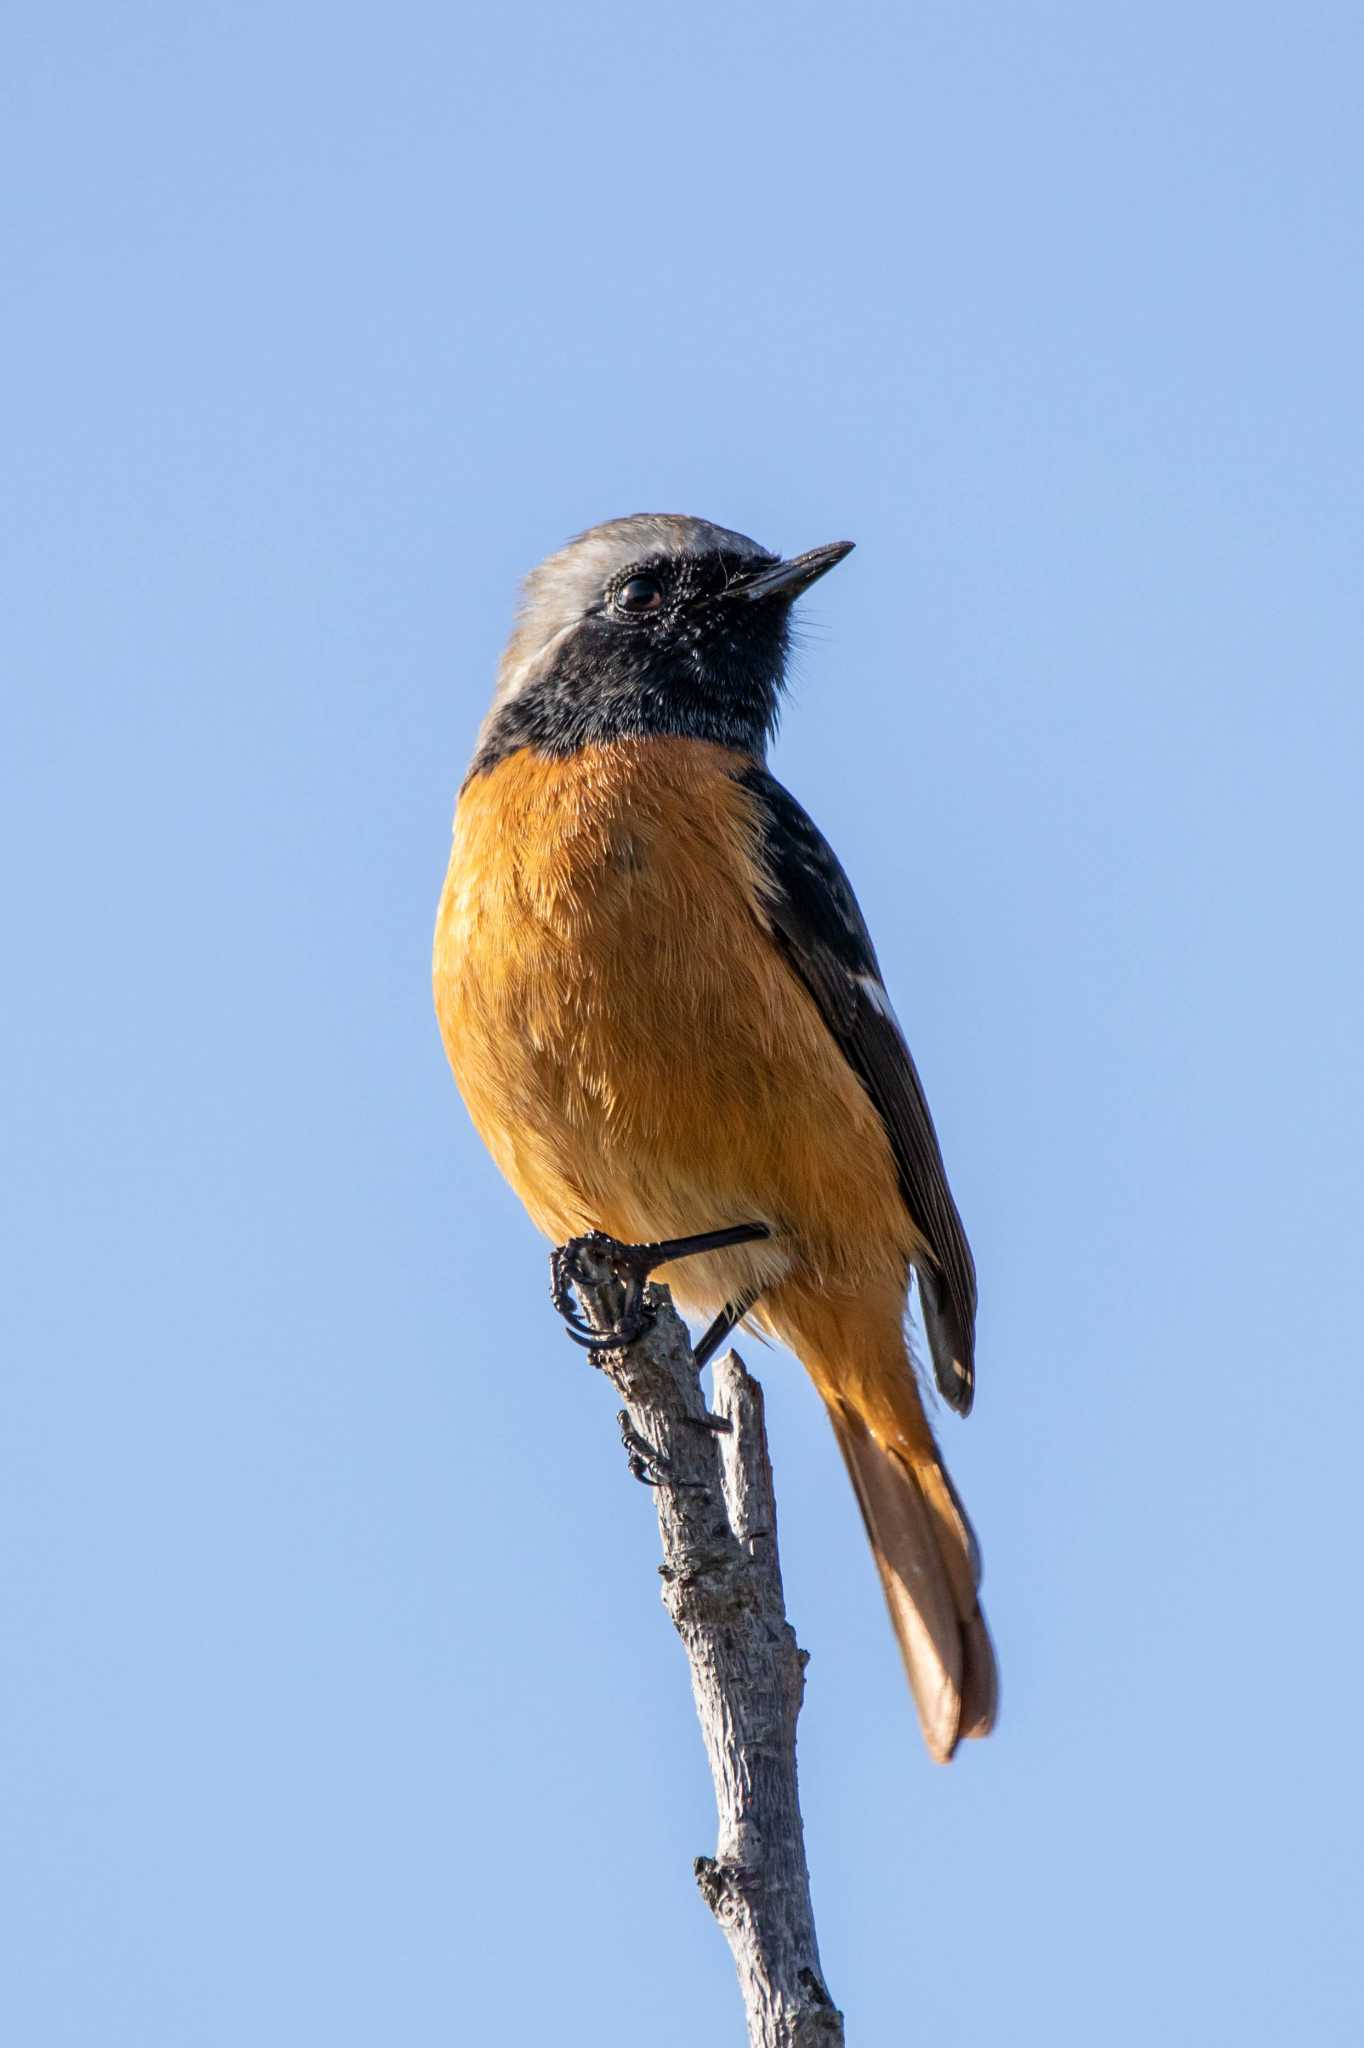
[{"xmin": 433, "ymin": 739, "xmax": 916, "ymax": 1319}]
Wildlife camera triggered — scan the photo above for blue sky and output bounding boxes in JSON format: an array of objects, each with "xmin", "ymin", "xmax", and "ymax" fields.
[{"xmin": 4, "ymin": 3, "xmax": 1362, "ymax": 2041}]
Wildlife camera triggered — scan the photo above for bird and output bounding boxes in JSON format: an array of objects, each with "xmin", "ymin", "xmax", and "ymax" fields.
[{"xmin": 433, "ymin": 514, "xmax": 996, "ymax": 1761}]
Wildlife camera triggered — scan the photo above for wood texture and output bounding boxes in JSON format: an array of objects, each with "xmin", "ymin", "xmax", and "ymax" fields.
[{"xmin": 569, "ymin": 1242, "xmax": 845, "ymax": 2048}]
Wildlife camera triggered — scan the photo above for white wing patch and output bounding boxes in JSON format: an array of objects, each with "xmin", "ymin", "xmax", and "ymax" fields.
[{"xmin": 857, "ymin": 972, "xmax": 907, "ymax": 1041}]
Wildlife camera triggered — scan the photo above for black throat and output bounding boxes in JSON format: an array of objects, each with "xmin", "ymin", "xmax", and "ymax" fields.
[{"xmin": 467, "ymin": 560, "xmax": 789, "ymax": 780}]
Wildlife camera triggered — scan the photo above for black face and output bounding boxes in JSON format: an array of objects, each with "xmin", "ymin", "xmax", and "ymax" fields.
[{"xmin": 470, "ymin": 548, "xmax": 794, "ymax": 776}]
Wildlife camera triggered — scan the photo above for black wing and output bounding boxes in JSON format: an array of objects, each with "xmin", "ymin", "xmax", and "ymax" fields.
[{"xmin": 739, "ymin": 763, "xmax": 978, "ymax": 1414}]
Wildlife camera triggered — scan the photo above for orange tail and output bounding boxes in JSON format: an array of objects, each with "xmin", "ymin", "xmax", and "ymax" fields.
[
  {"xmin": 774, "ymin": 1284, "xmax": 997, "ymax": 1761},
  {"xmin": 829, "ymin": 1402, "xmax": 997, "ymax": 1761}
]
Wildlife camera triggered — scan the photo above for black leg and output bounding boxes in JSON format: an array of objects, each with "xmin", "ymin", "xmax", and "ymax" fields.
[
  {"xmin": 693, "ymin": 1287, "xmax": 761, "ymax": 1371},
  {"xmin": 549, "ymin": 1223, "xmax": 769, "ymax": 1357}
]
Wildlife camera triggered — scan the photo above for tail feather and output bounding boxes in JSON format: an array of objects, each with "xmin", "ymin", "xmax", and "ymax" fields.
[{"xmin": 831, "ymin": 1405, "xmax": 997, "ymax": 1761}]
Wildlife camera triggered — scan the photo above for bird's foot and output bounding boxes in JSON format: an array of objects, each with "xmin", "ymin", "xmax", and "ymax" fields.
[
  {"xmin": 549, "ymin": 1223, "xmax": 770, "ymax": 1359},
  {"xmin": 617, "ymin": 1411, "xmax": 702, "ymax": 1489},
  {"xmin": 549, "ymin": 1231, "xmax": 659, "ymax": 1355}
]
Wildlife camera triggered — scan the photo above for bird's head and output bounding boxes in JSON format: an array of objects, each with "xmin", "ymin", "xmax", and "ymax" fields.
[{"xmin": 469, "ymin": 514, "xmax": 854, "ymax": 775}]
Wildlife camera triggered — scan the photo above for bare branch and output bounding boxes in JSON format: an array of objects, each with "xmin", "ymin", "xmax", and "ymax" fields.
[{"xmin": 568, "ymin": 1246, "xmax": 845, "ymax": 2048}]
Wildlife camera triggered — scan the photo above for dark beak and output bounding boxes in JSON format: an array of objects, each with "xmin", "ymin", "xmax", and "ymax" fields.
[{"xmin": 723, "ymin": 539, "xmax": 855, "ymax": 603}]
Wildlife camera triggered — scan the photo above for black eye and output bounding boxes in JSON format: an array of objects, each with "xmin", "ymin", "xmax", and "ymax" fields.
[{"xmin": 614, "ymin": 573, "xmax": 664, "ymax": 614}]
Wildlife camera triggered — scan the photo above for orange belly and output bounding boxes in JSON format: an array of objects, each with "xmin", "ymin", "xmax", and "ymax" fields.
[{"xmin": 433, "ymin": 738, "xmax": 920, "ymax": 1334}]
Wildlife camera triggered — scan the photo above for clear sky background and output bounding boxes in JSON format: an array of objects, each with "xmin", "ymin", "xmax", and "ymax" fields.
[{"xmin": 4, "ymin": 4, "xmax": 1362, "ymax": 2042}]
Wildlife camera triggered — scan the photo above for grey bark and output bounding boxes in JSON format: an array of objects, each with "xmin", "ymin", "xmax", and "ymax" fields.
[{"xmin": 570, "ymin": 1245, "xmax": 845, "ymax": 2048}]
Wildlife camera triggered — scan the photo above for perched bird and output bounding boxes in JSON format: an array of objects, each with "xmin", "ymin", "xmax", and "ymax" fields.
[{"xmin": 433, "ymin": 514, "xmax": 996, "ymax": 1760}]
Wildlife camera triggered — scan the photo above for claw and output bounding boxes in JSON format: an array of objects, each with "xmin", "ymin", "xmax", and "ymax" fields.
[
  {"xmin": 561, "ymin": 1299, "xmax": 658, "ymax": 1356},
  {"xmin": 548, "ymin": 1222, "xmax": 769, "ymax": 1357},
  {"xmin": 549, "ymin": 1234, "xmax": 609, "ymax": 1335},
  {"xmin": 550, "ymin": 1230, "xmax": 655, "ymax": 1354},
  {"xmin": 618, "ymin": 1411, "xmax": 702, "ymax": 1490}
]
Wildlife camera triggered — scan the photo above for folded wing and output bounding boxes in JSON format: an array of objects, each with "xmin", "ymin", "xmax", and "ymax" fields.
[{"xmin": 738, "ymin": 764, "xmax": 978, "ymax": 1413}]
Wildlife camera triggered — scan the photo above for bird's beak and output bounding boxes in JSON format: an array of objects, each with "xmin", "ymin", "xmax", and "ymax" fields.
[{"xmin": 722, "ymin": 539, "xmax": 855, "ymax": 603}]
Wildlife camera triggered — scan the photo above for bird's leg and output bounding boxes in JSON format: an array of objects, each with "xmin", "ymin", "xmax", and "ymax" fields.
[
  {"xmin": 692, "ymin": 1287, "xmax": 761, "ymax": 1371},
  {"xmin": 549, "ymin": 1223, "xmax": 769, "ymax": 1357}
]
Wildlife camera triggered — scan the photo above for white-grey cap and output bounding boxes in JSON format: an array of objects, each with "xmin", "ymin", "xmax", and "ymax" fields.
[{"xmin": 492, "ymin": 514, "xmax": 774, "ymax": 711}]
